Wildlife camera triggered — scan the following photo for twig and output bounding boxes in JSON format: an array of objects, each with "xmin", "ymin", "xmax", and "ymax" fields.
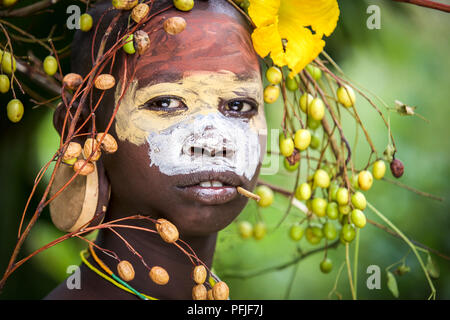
[
  {"xmin": 382, "ymin": 177, "xmax": 444, "ymax": 202},
  {"xmin": 220, "ymin": 240, "xmax": 340, "ymax": 279},
  {"xmin": 0, "ymin": 0, "xmax": 60, "ymax": 17},
  {"xmin": 392, "ymin": 0, "xmax": 450, "ymax": 13}
]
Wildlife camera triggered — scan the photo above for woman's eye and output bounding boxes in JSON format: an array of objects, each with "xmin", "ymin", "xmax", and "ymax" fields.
[
  {"xmin": 225, "ymin": 100, "xmax": 256, "ymax": 114},
  {"xmin": 140, "ymin": 96, "xmax": 187, "ymax": 112}
]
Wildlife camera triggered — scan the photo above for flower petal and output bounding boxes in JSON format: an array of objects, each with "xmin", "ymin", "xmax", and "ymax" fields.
[
  {"xmin": 278, "ymin": 0, "xmax": 340, "ymax": 36},
  {"xmin": 251, "ymin": 20, "xmax": 286, "ymax": 66},
  {"xmin": 248, "ymin": 0, "xmax": 281, "ymax": 28},
  {"xmin": 278, "ymin": 24, "xmax": 325, "ymax": 76}
]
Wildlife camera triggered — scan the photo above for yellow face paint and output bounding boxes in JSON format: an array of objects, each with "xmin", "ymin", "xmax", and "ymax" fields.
[{"xmin": 114, "ymin": 71, "xmax": 267, "ymax": 180}]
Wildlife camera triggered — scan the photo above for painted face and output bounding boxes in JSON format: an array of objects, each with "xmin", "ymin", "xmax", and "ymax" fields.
[{"xmin": 102, "ymin": 6, "xmax": 266, "ymax": 236}]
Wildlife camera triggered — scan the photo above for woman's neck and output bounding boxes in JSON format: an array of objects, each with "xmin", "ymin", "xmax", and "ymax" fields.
[{"xmin": 93, "ymin": 195, "xmax": 218, "ymax": 299}]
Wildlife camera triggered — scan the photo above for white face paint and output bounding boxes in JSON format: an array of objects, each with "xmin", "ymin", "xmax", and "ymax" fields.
[
  {"xmin": 114, "ymin": 71, "xmax": 267, "ymax": 181},
  {"xmin": 146, "ymin": 112, "xmax": 261, "ymax": 180}
]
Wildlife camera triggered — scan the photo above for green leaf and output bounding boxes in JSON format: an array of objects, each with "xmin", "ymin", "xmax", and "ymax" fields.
[
  {"xmin": 426, "ymin": 255, "xmax": 440, "ymax": 279},
  {"xmin": 387, "ymin": 271, "xmax": 399, "ymax": 298}
]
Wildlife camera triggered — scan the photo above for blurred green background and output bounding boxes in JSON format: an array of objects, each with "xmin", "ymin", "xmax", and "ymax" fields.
[{"xmin": 0, "ymin": 0, "xmax": 449, "ymax": 299}]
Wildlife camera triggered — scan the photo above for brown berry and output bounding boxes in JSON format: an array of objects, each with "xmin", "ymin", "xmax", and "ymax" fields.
[
  {"xmin": 96, "ymin": 132, "xmax": 118, "ymax": 153},
  {"xmin": 63, "ymin": 142, "xmax": 82, "ymax": 161},
  {"xmin": 192, "ymin": 284, "xmax": 207, "ymax": 300},
  {"xmin": 117, "ymin": 260, "xmax": 135, "ymax": 282},
  {"xmin": 390, "ymin": 158, "xmax": 404, "ymax": 178},
  {"xmin": 131, "ymin": 3, "xmax": 149, "ymax": 23},
  {"xmin": 83, "ymin": 138, "xmax": 101, "ymax": 161},
  {"xmin": 149, "ymin": 266, "xmax": 170, "ymax": 285},
  {"xmin": 207, "ymin": 289, "xmax": 214, "ymax": 300},
  {"xmin": 94, "ymin": 74, "xmax": 115, "ymax": 90},
  {"xmin": 133, "ymin": 30, "xmax": 150, "ymax": 55},
  {"xmin": 212, "ymin": 281, "xmax": 229, "ymax": 300},
  {"xmin": 192, "ymin": 265, "xmax": 207, "ymax": 284},
  {"xmin": 163, "ymin": 17, "xmax": 187, "ymax": 35},
  {"xmin": 63, "ymin": 73, "xmax": 83, "ymax": 91},
  {"xmin": 73, "ymin": 160, "xmax": 95, "ymax": 175},
  {"xmin": 156, "ymin": 218, "xmax": 179, "ymax": 243}
]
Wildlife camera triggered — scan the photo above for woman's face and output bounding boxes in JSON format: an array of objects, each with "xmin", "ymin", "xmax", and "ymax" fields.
[{"xmin": 102, "ymin": 7, "xmax": 266, "ymax": 236}]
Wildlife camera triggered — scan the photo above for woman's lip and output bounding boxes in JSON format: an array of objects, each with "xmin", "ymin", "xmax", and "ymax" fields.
[{"xmin": 176, "ymin": 185, "xmax": 238, "ymax": 205}]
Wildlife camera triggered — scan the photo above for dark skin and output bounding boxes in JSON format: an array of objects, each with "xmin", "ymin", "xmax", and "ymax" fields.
[{"xmin": 46, "ymin": 3, "xmax": 264, "ymax": 300}]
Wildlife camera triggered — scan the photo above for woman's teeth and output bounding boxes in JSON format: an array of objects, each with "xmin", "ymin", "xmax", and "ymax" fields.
[{"xmin": 199, "ymin": 181, "xmax": 224, "ymax": 187}]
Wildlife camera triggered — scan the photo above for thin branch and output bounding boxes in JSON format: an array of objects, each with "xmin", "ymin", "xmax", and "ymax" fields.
[
  {"xmin": 392, "ymin": 0, "xmax": 450, "ymax": 13},
  {"xmin": 382, "ymin": 177, "xmax": 444, "ymax": 202},
  {"xmin": 0, "ymin": 0, "xmax": 60, "ymax": 17}
]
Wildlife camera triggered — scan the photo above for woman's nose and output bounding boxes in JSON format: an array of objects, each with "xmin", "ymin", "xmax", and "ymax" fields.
[{"xmin": 181, "ymin": 128, "xmax": 235, "ymax": 160}]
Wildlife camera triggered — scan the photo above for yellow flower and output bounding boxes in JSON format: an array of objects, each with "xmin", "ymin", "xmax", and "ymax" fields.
[{"xmin": 249, "ymin": 0, "xmax": 340, "ymax": 77}]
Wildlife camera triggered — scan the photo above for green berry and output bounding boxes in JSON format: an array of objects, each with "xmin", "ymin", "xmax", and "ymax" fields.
[
  {"xmin": 0, "ymin": 74, "xmax": 10, "ymax": 93},
  {"xmin": 305, "ymin": 226, "xmax": 322, "ymax": 245},
  {"xmin": 350, "ymin": 174, "xmax": 359, "ymax": 190},
  {"xmin": 253, "ymin": 221, "xmax": 267, "ymax": 240},
  {"xmin": 323, "ymin": 222, "xmax": 337, "ymax": 240},
  {"xmin": 306, "ymin": 64, "xmax": 322, "ymax": 81},
  {"xmin": 255, "ymin": 185, "xmax": 274, "ymax": 208},
  {"xmin": 351, "ymin": 191, "xmax": 367, "ymax": 210},
  {"xmin": 358, "ymin": 170, "xmax": 373, "ymax": 191},
  {"xmin": 1, "ymin": 51, "xmax": 16, "ymax": 74},
  {"xmin": 289, "ymin": 224, "xmax": 305, "ymax": 241},
  {"xmin": 338, "ymin": 204, "xmax": 351, "ymax": 215},
  {"xmin": 314, "ymin": 169, "xmax": 330, "ymax": 189},
  {"xmin": 299, "ymin": 93, "xmax": 313, "ymax": 113},
  {"xmin": 174, "ymin": 0, "xmax": 194, "ymax": 11},
  {"xmin": 284, "ymin": 157, "xmax": 299, "ymax": 172},
  {"xmin": 351, "ymin": 209, "xmax": 367, "ymax": 228},
  {"xmin": 238, "ymin": 221, "xmax": 253, "ymax": 239},
  {"xmin": 312, "ymin": 197, "xmax": 327, "ymax": 217},
  {"xmin": 6, "ymin": 98, "xmax": 24, "ymax": 123},
  {"xmin": 328, "ymin": 183, "xmax": 339, "ymax": 201},
  {"xmin": 285, "ymin": 76, "xmax": 298, "ymax": 91},
  {"xmin": 320, "ymin": 258, "xmax": 333, "ymax": 273},
  {"xmin": 43, "ymin": 56, "xmax": 58, "ymax": 76},
  {"xmin": 80, "ymin": 13, "xmax": 93, "ymax": 32},
  {"xmin": 308, "ymin": 98, "xmax": 325, "ymax": 121},
  {"xmin": 336, "ymin": 187, "xmax": 349, "ymax": 205},
  {"xmin": 307, "ymin": 117, "xmax": 321, "ymax": 130},
  {"xmin": 294, "ymin": 129, "xmax": 311, "ymax": 151},
  {"xmin": 295, "ymin": 183, "xmax": 311, "ymax": 201},
  {"xmin": 373, "ymin": 160, "xmax": 386, "ymax": 180},
  {"xmin": 309, "ymin": 133, "xmax": 321, "ymax": 150},
  {"xmin": 266, "ymin": 66, "xmax": 282, "ymax": 85},
  {"xmin": 123, "ymin": 34, "xmax": 136, "ymax": 54},
  {"xmin": 337, "ymin": 85, "xmax": 356, "ymax": 108},
  {"xmin": 341, "ymin": 224, "xmax": 356, "ymax": 242},
  {"xmin": 326, "ymin": 202, "xmax": 339, "ymax": 220},
  {"xmin": 279, "ymin": 136, "xmax": 294, "ymax": 157},
  {"xmin": 264, "ymin": 85, "xmax": 280, "ymax": 104}
]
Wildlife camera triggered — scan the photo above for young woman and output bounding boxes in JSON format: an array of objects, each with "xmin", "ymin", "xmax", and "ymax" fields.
[{"xmin": 46, "ymin": 0, "xmax": 267, "ymax": 299}]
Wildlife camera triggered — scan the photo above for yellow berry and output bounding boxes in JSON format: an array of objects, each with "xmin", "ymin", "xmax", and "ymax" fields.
[
  {"xmin": 279, "ymin": 136, "xmax": 294, "ymax": 157},
  {"xmin": 0, "ymin": 74, "xmax": 10, "ymax": 93},
  {"xmin": 238, "ymin": 221, "xmax": 253, "ymax": 239},
  {"xmin": 312, "ymin": 197, "xmax": 327, "ymax": 217},
  {"xmin": 295, "ymin": 183, "xmax": 312, "ymax": 201},
  {"xmin": 358, "ymin": 170, "xmax": 373, "ymax": 191},
  {"xmin": 314, "ymin": 169, "xmax": 330, "ymax": 189},
  {"xmin": 265, "ymin": 66, "xmax": 282, "ymax": 85},
  {"xmin": 255, "ymin": 185, "xmax": 274, "ymax": 208},
  {"xmin": 43, "ymin": 56, "xmax": 58, "ymax": 76},
  {"xmin": 6, "ymin": 98, "xmax": 24, "ymax": 123},
  {"xmin": 173, "ymin": 0, "xmax": 194, "ymax": 11},
  {"xmin": 264, "ymin": 85, "xmax": 280, "ymax": 104},
  {"xmin": 351, "ymin": 191, "xmax": 367, "ymax": 210},
  {"xmin": 351, "ymin": 209, "xmax": 367, "ymax": 228},
  {"xmin": 373, "ymin": 160, "xmax": 386, "ymax": 180},
  {"xmin": 336, "ymin": 187, "xmax": 349, "ymax": 205},
  {"xmin": 299, "ymin": 93, "xmax": 313, "ymax": 113},
  {"xmin": 308, "ymin": 98, "xmax": 325, "ymax": 121},
  {"xmin": 294, "ymin": 129, "xmax": 311, "ymax": 151},
  {"xmin": 1, "ymin": 51, "xmax": 16, "ymax": 74},
  {"xmin": 80, "ymin": 13, "xmax": 93, "ymax": 32},
  {"xmin": 337, "ymin": 85, "xmax": 356, "ymax": 108},
  {"xmin": 253, "ymin": 221, "xmax": 267, "ymax": 240}
]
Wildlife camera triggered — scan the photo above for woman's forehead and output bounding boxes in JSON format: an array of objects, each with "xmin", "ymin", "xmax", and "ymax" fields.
[{"xmin": 133, "ymin": 9, "xmax": 260, "ymax": 88}]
